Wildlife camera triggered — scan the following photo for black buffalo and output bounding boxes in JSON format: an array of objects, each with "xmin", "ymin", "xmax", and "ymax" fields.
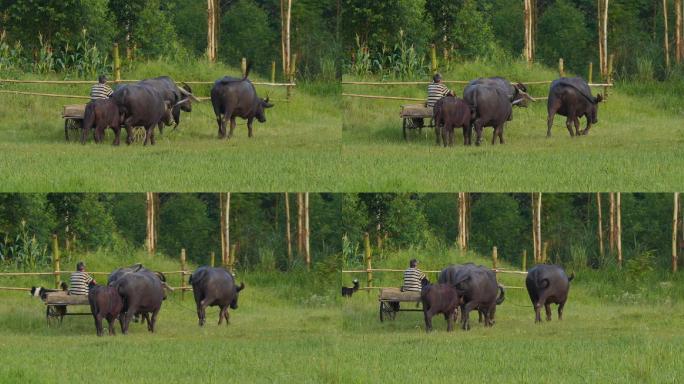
[
  {"xmin": 421, "ymin": 283, "xmax": 461, "ymax": 332},
  {"xmin": 525, "ymin": 264, "xmax": 574, "ymax": 323},
  {"xmin": 468, "ymin": 77, "xmax": 534, "ymax": 107},
  {"xmin": 439, "ymin": 264, "xmax": 505, "ymax": 330},
  {"xmin": 547, "ymin": 77, "xmax": 603, "ymax": 137},
  {"xmin": 463, "ymin": 85, "xmax": 513, "ymax": 145},
  {"xmin": 88, "ymin": 285, "xmax": 124, "ymax": 336},
  {"xmin": 139, "ymin": 76, "xmax": 198, "ymax": 132},
  {"xmin": 210, "ymin": 65, "xmax": 274, "ymax": 139},
  {"xmin": 81, "ymin": 99, "xmax": 121, "ymax": 145},
  {"xmin": 433, "ymin": 96, "xmax": 473, "ymax": 146},
  {"xmin": 110, "ymin": 267, "xmax": 166, "ymax": 334},
  {"xmin": 189, "ymin": 266, "xmax": 245, "ymax": 326},
  {"xmin": 110, "ymin": 84, "xmax": 173, "ymax": 145}
]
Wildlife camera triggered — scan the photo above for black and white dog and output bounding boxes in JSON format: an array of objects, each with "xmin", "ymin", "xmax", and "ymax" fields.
[
  {"xmin": 30, "ymin": 282, "xmax": 68, "ymax": 300},
  {"xmin": 341, "ymin": 279, "xmax": 360, "ymax": 297}
]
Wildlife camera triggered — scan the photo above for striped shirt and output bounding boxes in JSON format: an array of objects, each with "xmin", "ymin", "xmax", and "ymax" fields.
[
  {"xmin": 403, "ymin": 267, "xmax": 426, "ymax": 292},
  {"xmin": 427, "ymin": 82, "xmax": 451, "ymax": 107},
  {"xmin": 90, "ymin": 83, "xmax": 113, "ymax": 101},
  {"xmin": 69, "ymin": 271, "xmax": 94, "ymax": 295}
]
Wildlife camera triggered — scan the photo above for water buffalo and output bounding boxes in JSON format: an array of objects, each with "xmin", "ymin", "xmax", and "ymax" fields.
[
  {"xmin": 463, "ymin": 85, "xmax": 512, "ymax": 145},
  {"xmin": 468, "ymin": 77, "xmax": 534, "ymax": 107},
  {"xmin": 88, "ymin": 285, "xmax": 124, "ymax": 336},
  {"xmin": 525, "ymin": 264, "xmax": 574, "ymax": 323},
  {"xmin": 189, "ymin": 266, "xmax": 245, "ymax": 326},
  {"xmin": 111, "ymin": 267, "xmax": 166, "ymax": 334},
  {"xmin": 110, "ymin": 84, "xmax": 173, "ymax": 145},
  {"xmin": 210, "ymin": 65, "xmax": 274, "ymax": 139},
  {"xmin": 139, "ymin": 76, "xmax": 199, "ymax": 132},
  {"xmin": 81, "ymin": 99, "xmax": 121, "ymax": 145},
  {"xmin": 439, "ymin": 264, "xmax": 505, "ymax": 330},
  {"xmin": 547, "ymin": 77, "xmax": 603, "ymax": 137},
  {"xmin": 433, "ymin": 96, "xmax": 473, "ymax": 146},
  {"xmin": 421, "ymin": 283, "xmax": 461, "ymax": 332},
  {"xmin": 108, "ymin": 264, "xmax": 172, "ymax": 326}
]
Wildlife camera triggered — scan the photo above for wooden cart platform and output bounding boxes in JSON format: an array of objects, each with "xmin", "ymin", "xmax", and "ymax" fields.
[
  {"xmin": 399, "ymin": 104, "xmax": 434, "ymax": 141},
  {"xmin": 42, "ymin": 291, "xmax": 90, "ymax": 326},
  {"xmin": 378, "ymin": 287, "xmax": 422, "ymax": 322}
]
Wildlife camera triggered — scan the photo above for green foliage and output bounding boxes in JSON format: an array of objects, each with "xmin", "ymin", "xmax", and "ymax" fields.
[
  {"xmin": 71, "ymin": 194, "xmax": 115, "ymax": 251},
  {"xmin": 0, "ymin": 221, "xmax": 50, "ymax": 270},
  {"xmin": 166, "ymin": 0, "xmax": 207, "ymax": 57},
  {"xmin": 382, "ymin": 194, "xmax": 430, "ymax": 249},
  {"xmin": 219, "ymin": 0, "xmax": 277, "ymax": 72},
  {"xmin": 536, "ymin": 0, "xmax": 592, "ymax": 72},
  {"xmin": 158, "ymin": 194, "xmax": 213, "ymax": 263},
  {"xmin": 470, "ymin": 194, "xmax": 526, "ymax": 260},
  {"xmin": 451, "ymin": 0, "xmax": 501, "ymax": 60},
  {"xmin": 132, "ymin": 0, "xmax": 182, "ymax": 58},
  {"xmin": 110, "ymin": 194, "xmax": 146, "ymax": 248}
]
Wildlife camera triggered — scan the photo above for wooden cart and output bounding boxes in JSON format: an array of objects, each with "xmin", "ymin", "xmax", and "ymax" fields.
[
  {"xmin": 399, "ymin": 104, "xmax": 434, "ymax": 141},
  {"xmin": 62, "ymin": 104, "xmax": 86, "ymax": 142},
  {"xmin": 378, "ymin": 287, "xmax": 422, "ymax": 322},
  {"xmin": 42, "ymin": 291, "xmax": 90, "ymax": 326}
]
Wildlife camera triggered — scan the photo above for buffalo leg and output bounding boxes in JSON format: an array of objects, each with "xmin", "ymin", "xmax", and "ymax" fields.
[
  {"xmin": 216, "ymin": 114, "xmax": 225, "ymax": 138},
  {"xmin": 461, "ymin": 302, "xmax": 478, "ymax": 330},
  {"xmin": 107, "ymin": 315, "xmax": 116, "ymax": 336},
  {"xmin": 93, "ymin": 313, "xmax": 103, "ymax": 337},
  {"xmin": 573, "ymin": 117, "xmax": 581, "ymax": 136},
  {"xmin": 148, "ymin": 309, "xmax": 159, "ymax": 333},
  {"xmin": 583, "ymin": 119, "xmax": 592, "ymax": 135},
  {"xmin": 544, "ymin": 303, "xmax": 552, "ymax": 321},
  {"xmin": 218, "ymin": 306, "xmax": 226, "ymax": 325},
  {"xmin": 112, "ymin": 126, "xmax": 121, "ymax": 146},
  {"xmin": 474, "ymin": 120, "xmax": 484, "ymax": 146},
  {"xmin": 121, "ymin": 310, "xmax": 134, "ymax": 334},
  {"xmin": 423, "ymin": 310, "xmax": 433, "ymax": 332},
  {"xmin": 547, "ymin": 99, "xmax": 561, "ymax": 137},
  {"xmin": 125, "ymin": 124, "xmax": 134, "ymax": 145},
  {"xmin": 228, "ymin": 117, "xmax": 237, "ymax": 138},
  {"xmin": 446, "ymin": 311, "xmax": 455, "ymax": 332},
  {"xmin": 558, "ymin": 301, "xmax": 566, "ymax": 320},
  {"xmin": 495, "ymin": 124, "xmax": 505, "ymax": 144},
  {"xmin": 247, "ymin": 117, "xmax": 254, "ymax": 138},
  {"xmin": 223, "ymin": 309, "xmax": 230, "ymax": 325},
  {"xmin": 197, "ymin": 301, "xmax": 206, "ymax": 326}
]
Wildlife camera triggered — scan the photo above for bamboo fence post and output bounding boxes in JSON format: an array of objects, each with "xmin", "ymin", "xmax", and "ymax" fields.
[
  {"xmin": 304, "ymin": 192, "xmax": 310, "ymax": 271},
  {"xmin": 364, "ymin": 232, "xmax": 372, "ymax": 289},
  {"xmin": 532, "ymin": 194, "xmax": 538, "ymax": 263},
  {"xmin": 230, "ymin": 244, "xmax": 238, "ymax": 270},
  {"xmin": 542, "ymin": 241, "xmax": 549, "ymax": 263},
  {"xmin": 616, "ymin": 193, "xmax": 622, "ymax": 268},
  {"xmin": 113, "ymin": 43, "xmax": 121, "ymax": 82},
  {"xmin": 558, "ymin": 58, "xmax": 564, "ymax": 77},
  {"xmin": 271, "ymin": 61, "xmax": 276, "ymax": 83},
  {"xmin": 597, "ymin": 193, "xmax": 604, "ymax": 258},
  {"xmin": 210, "ymin": 251, "xmax": 215, "ymax": 267},
  {"xmin": 605, "ymin": 54, "xmax": 614, "ymax": 99},
  {"xmin": 522, "ymin": 249, "xmax": 527, "ymax": 271},
  {"xmin": 674, "ymin": 192, "xmax": 680, "ymax": 273},
  {"xmin": 492, "ymin": 247, "xmax": 498, "ymax": 270},
  {"xmin": 297, "ymin": 193, "xmax": 303, "ymax": 255},
  {"xmin": 609, "ymin": 193, "xmax": 616, "ymax": 255},
  {"xmin": 287, "ymin": 53, "xmax": 297, "ymax": 99},
  {"xmin": 180, "ymin": 249, "xmax": 187, "ymax": 301},
  {"xmin": 588, "ymin": 62, "xmax": 593, "ymax": 83},
  {"xmin": 241, "ymin": 58, "xmax": 247, "ymax": 77},
  {"xmin": 207, "ymin": 0, "xmax": 218, "ymax": 62},
  {"xmin": 430, "ymin": 44, "xmax": 438, "ymax": 73},
  {"xmin": 284, "ymin": 193, "xmax": 292, "ymax": 264},
  {"xmin": 52, "ymin": 234, "xmax": 60, "ymax": 289}
]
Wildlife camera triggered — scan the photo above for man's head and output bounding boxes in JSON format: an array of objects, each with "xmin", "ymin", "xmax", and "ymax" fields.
[
  {"xmin": 433, "ymin": 73, "xmax": 442, "ymax": 83},
  {"xmin": 98, "ymin": 75, "xmax": 107, "ymax": 84},
  {"xmin": 409, "ymin": 259, "xmax": 419, "ymax": 268},
  {"xmin": 76, "ymin": 261, "xmax": 86, "ymax": 271}
]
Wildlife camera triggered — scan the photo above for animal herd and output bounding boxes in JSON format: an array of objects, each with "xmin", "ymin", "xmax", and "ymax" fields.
[
  {"xmin": 31, "ymin": 264, "xmax": 245, "ymax": 336},
  {"xmin": 81, "ymin": 64, "xmax": 273, "ymax": 146},
  {"xmin": 342, "ymin": 263, "xmax": 574, "ymax": 333},
  {"xmin": 434, "ymin": 76, "xmax": 604, "ymax": 147}
]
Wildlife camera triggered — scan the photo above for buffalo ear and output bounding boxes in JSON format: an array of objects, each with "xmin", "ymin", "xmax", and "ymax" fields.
[
  {"xmin": 595, "ymin": 94, "xmax": 603, "ymax": 103},
  {"xmin": 237, "ymin": 282, "xmax": 245, "ymax": 292},
  {"xmin": 262, "ymin": 98, "xmax": 274, "ymax": 108}
]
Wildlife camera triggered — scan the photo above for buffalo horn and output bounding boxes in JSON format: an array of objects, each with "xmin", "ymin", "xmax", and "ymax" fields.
[{"xmin": 178, "ymin": 86, "xmax": 201, "ymax": 102}]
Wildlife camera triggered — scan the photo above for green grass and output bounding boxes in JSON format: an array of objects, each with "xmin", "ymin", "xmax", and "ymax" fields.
[
  {"xmin": 342, "ymin": 61, "xmax": 684, "ymax": 191},
  {"xmin": 2, "ymin": 248, "xmax": 681, "ymax": 383},
  {"xmin": 0, "ymin": 60, "xmax": 341, "ymax": 191}
]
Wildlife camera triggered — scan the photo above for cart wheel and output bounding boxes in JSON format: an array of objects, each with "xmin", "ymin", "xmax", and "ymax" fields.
[
  {"xmin": 379, "ymin": 302, "xmax": 384, "ymax": 322},
  {"xmin": 46, "ymin": 306, "xmax": 57, "ymax": 327},
  {"xmin": 64, "ymin": 119, "xmax": 82, "ymax": 143}
]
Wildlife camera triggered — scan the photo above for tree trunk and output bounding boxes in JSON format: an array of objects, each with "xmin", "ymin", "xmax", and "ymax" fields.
[
  {"xmin": 665, "ymin": 0, "xmax": 671, "ymax": 70},
  {"xmin": 616, "ymin": 193, "xmax": 622, "ymax": 268},
  {"xmin": 524, "ymin": 0, "xmax": 534, "ymax": 64},
  {"xmin": 598, "ymin": 0, "xmax": 610, "ymax": 79},
  {"xmin": 223, "ymin": 193, "xmax": 230, "ymax": 266},
  {"xmin": 297, "ymin": 193, "xmax": 303, "ymax": 255},
  {"xmin": 458, "ymin": 193, "xmax": 468, "ymax": 251},
  {"xmin": 285, "ymin": 192, "xmax": 292, "ymax": 264},
  {"xmin": 596, "ymin": 193, "xmax": 604, "ymax": 259},
  {"xmin": 281, "ymin": 0, "xmax": 292, "ymax": 78},
  {"xmin": 146, "ymin": 192, "xmax": 156, "ymax": 255},
  {"xmin": 532, "ymin": 193, "xmax": 542, "ymax": 263},
  {"xmin": 608, "ymin": 193, "xmax": 615, "ymax": 255},
  {"xmin": 674, "ymin": 192, "xmax": 680, "ymax": 272},
  {"xmin": 676, "ymin": 0, "xmax": 683, "ymax": 64},
  {"xmin": 304, "ymin": 193, "xmax": 310, "ymax": 270},
  {"xmin": 207, "ymin": 0, "xmax": 218, "ymax": 62}
]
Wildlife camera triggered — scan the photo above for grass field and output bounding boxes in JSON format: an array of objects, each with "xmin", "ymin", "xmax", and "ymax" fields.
[
  {"xmin": 342, "ymin": 61, "xmax": 684, "ymax": 191},
  {"xmin": 1, "ymin": 249, "xmax": 681, "ymax": 383},
  {"xmin": 0, "ymin": 61, "xmax": 341, "ymax": 192}
]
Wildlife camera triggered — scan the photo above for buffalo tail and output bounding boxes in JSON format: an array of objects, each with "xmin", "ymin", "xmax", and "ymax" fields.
[{"xmin": 495, "ymin": 284, "xmax": 505, "ymax": 305}]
